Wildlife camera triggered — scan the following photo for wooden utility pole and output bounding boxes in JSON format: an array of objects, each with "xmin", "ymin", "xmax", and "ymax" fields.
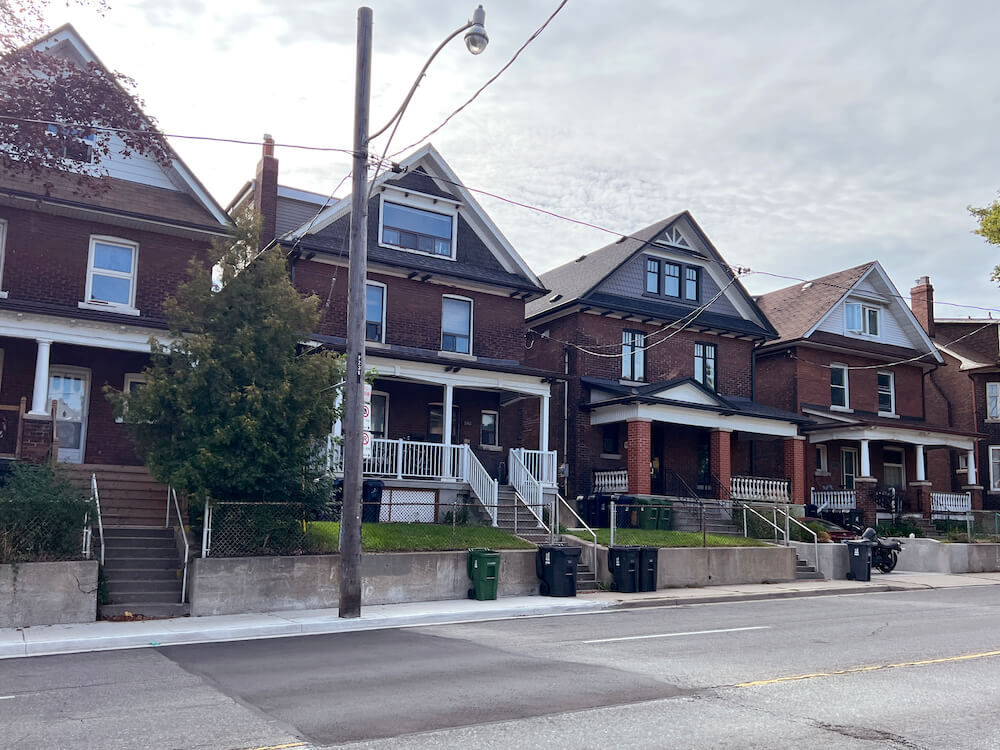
[{"xmin": 339, "ymin": 5, "xmax": 372, "ymax": 619}]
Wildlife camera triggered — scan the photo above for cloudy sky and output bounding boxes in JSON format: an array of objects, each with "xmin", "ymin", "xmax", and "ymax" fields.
[{"xmin": 46, "ymin": 0, "xmax": 1000, "ymax": 317}]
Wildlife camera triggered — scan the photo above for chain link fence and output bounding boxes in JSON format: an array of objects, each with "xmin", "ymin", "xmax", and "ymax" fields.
[
  {"xmin": 600, "ymin": 498, "xmax": 764, "ymax": 548},
  {"xmin": 0, "ymin": 498, "xmax": 94, "ymax": 563}
]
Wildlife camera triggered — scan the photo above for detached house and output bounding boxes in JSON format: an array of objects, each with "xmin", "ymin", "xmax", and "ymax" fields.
[
  {"xmin": 755, "ymin": 263, "xmax": 981, "ymax": 526},
  {"xmin": 0, "ymin": 26, "xmax": 229, "ymax": 523},
  {"xmin": 524, "ymin": 212, "xmax": 807, "ymax": 505},
  {"xmin": 232, "ymin": 142, "xmax": 560, "ymax": 528}
]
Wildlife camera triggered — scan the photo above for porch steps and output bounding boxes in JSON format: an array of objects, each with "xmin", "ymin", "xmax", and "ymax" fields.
[
  {"xmin": 795, "ymin": 557, "xmax": 824, "ymax": 581},
  {"xmin": 63, "ymin": 464, "xmax": 169, "ymax": 527},
  {"xmin": 99, "ymin": 527, "xmax": 188, "ymax": 619},
  {"xmin": 576, "ymin": 561, "xmax": 599, "ymax": 592},
  {"xmin": 496, "ymin": 485, "xmax": 551, "ymax": 544}
]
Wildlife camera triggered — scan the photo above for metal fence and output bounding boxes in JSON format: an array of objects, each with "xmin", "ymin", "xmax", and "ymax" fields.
[
  {"xmin": 605, "ymin": 498, "xmax": 739, "ymax": 548},
  {"xmin": 0, "ymin": 499, "xmax": 94, "ymax": 563}
]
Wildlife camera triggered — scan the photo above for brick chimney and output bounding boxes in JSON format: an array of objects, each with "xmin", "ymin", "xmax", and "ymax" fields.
[
  {"xmin": 253, "ymin": 133, "xmax": 278, "ymax": 250},
  {"xmin": 910, "ymin": 275, "xmax": 935, "ymax": 338}
]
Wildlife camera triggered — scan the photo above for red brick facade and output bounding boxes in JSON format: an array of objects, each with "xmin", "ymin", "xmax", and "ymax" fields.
[{"xmin": 626, "ymin": 420, "xmax": 652, "ymax": 494}]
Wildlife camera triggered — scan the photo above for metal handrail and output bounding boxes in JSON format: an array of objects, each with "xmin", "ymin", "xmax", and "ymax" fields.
[
  {"xmin": 556, "ymin": 492, "xmax": 598, "ymax": 573},
  {"xmin": 202, "ymin": 501, "xmax": 213, "ymax": 558},
  {"xmin": 89, "ymin": 473, "xmax": 105, "ymax": 566},
  {"xmin": 778, "ymin": 504, "xmax": 820, "ymax": 575},
  {"xmin": 167, "ymin": 487, "xmax": 190, "ymax": 603},
  {"xmin": 738, "ymin": 500, "xmax": 784, "ymax": 542}
]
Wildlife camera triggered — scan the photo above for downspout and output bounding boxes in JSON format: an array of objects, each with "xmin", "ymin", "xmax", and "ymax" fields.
[
  {"xmin": 750, "ymin": 339, "xmax": 758, "ymax": 475},
  {"xmin": 563, "ymin": 347, "xmax": 570, "ymax": 495}
]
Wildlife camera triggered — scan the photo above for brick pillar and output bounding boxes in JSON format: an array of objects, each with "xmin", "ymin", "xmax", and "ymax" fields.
[
  {"xmin": 710, "ymin": 429, "xmax": 732, "ymax": 500},
  {"xmin": 854, "ymin": 477, "xmax": 878, "ymax": 528},
  {"xmin": 626, "ymin": 419, "xmax": 651, "ymax": 495},
  {"xmin": 19, "ymin": 414, "xmax": 54, "ymax": 463},
  {"xmin": 908, "ymin": 481, "xmax": 931, "ymax": 517},
  {"xmin": 783, "ymin": 436, "xmax": 806, "ymax": 504},
  {"xmin": 963, "ymin": 485, "xmax": 984, "ymax": 511}
]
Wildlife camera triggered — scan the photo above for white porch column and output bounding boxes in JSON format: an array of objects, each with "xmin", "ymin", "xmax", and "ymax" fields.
[
  {"xmin": 442, "ymin": 383, "xmax": 454, "ymax": 478},
  {"xmin": 968, "ymin": 449, "xmax": 977, "ymax": 486},
  {"xmin": 539, "ymin": 393, "xmax": 550, "ymax": 453},
  {"xmin": 915, "ymin": 444, "xmax": 926, "ymax": 482},
  {"xmin": 860, "ymin": 439, "xmax": 871, "ymax": 477},
  {"xmin": 30, "ymin": 339, "xmax": 53, "ymax": 415}
]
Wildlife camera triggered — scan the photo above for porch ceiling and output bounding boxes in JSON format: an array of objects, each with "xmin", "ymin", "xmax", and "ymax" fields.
[
  {"xmin": 807, "ymin": 424, "xmax": 976, "ymax": 451},
  {"xmin": 588, "ymin": 400, "xmax": 800, "ymax": 437},
  {"xmin": 367, "ymin": 354, "xmax": 552, "ymax": 397}
]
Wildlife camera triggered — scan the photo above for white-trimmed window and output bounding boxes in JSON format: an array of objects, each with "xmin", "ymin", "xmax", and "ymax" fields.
[
  {"xmin": 115, "ymin": 373, "xmax": 147, "ymax": 423},
  {"xmin": 46, "ymin": 124, "xmax": 95, "ymax": 163},
  {"xmin": 841, "ymin": 447, "xmax": 858, "ymax": 489},
  {"xmin": 958, "ymin": 452, "xmax": 969, "ymax": 473},
  {"xmin": 365, "ymin": 282, "xmax": 386, "ymax": 343},
  {"xmin": 877, "ymin": 370, "xmax": 895, "ymax": 415},
  {"xmin": 694, "ymin": 342, "xmax": 717, "ymax": 391},
  {"xmin": 816, "ymin": 444, "xmax": 829, "ymax": 474},
  {"xmin": 622, "ymin": 330, "xmax": 645, "ymax": 381},
  {"xmin": 441, "ymin": 296, "xmax": 472, "ymax": 354},
  {"xmin": 884, "ymin": 446, "xmax": 905, "ymax": 488},
  {"xmin": 989, "ymin": 446, "xmax": 1000, "ymax": 492},
  {"xmin": 379, "ymin": 189, "xmax": 458, "ymax": 260},
  {"xmin": 845, "ymin": 302, "xmax": 880, "ymax": 337},
  {"xmin": 82, "ymin": 236, "xmax": 139, "ymax": 314},
  {"xmin": 830, "ymin": 364, "xmax": 849, "ymax": 409},
  {"xmin": 370, "ymin": 391, "xmax": 388, "ymax": 438},
  {"xmin": 987, "ymin": 383, "xmax": 1000, "ymax": 421},
  {"xmin": 480, "ymin": 410, "xmax": 499, "ymax": 447},
  {"xmin": 0, "ymin": 218, "xmax": 7, "ymax": 298}
]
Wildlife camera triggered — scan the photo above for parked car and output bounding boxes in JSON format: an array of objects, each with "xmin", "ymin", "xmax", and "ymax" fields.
[{"xmin": 802, "ymin": 517, "xmax": 857, "ymax": 543}]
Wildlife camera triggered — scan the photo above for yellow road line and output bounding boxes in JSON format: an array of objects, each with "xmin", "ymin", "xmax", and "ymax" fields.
[
  {"xmin": 735, "ymin": 648, "xmax": 1000, "ymax": 688},
  {"xmin": 241, "ymin": 743, "xmax": 306, "ymax": 750}
]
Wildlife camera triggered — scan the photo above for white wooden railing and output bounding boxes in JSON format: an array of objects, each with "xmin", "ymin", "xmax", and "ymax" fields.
[
  {"xmin": 811, "ymin": 488, "xmax": 856, "ymax": 511},
  {"xmin": 464, "ymin": 448, "xmax": 499, "ymax": 526},
  {"xmin": 513, "ymin": 448, "xmax": 558, "ymax": 487},
  {"xmin": 731, "ymin": 475, "xmax": 790, "ymax": 503},
  {"xmin": 594, "ymin": 469, "xmax": 628, "ymax": 494},
  {"xmin": 931, "ymin": 491, "xmax": 972, "ymax": 514},
  {"xmin": 509, "ymin": 448, "xmax": 547, "ymax": 529}
]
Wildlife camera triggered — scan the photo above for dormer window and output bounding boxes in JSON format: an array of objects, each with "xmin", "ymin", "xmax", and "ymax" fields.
[
  {"xmin": 378, "ymin": 188, "xmax": 459, "ymax": 260},
  {"xmin": 845, "ymin": 302, "xmax": 879, "ymax": 337},
  {"xmin": 643, "ymin": 257, "xmax": 698, "ymax": 301},
  {"xmin": 46, "ymin": 124, "xmax": 95, "ymax": 163}
]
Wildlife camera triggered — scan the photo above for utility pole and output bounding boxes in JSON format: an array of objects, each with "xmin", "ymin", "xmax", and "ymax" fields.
[{"xmin": 339, "ymin": 5, "xmax": 372, "ymax": 619}]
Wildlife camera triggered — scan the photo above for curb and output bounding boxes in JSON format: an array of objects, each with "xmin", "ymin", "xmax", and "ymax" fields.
[{"xmin": 601, "ymin": 585, "xmax": 894, "ymax": 609}]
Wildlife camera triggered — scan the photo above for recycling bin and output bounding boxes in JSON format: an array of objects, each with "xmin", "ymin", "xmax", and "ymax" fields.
[
  {"xmin": 361, "ymin": 479, "xmax": 383, "ymax": 523},
  {"xmin": 607, "ymin": 545, "xmax": 641, "ymax": 592},
  {"xmin": 536, "ymin": 543, "xmax": 582, "ymax": 597},
  {"xmin": 845, "ymin": 540, "xmax": 873, "ymax": 582},
  {"xmin": 656, "ymin": 502, "xmax": 673, "ymax": 531},
  {"xmin": 637, "ymin": 500, "xmax": 659, "ymax": 530},
  {"xmin": 467, "ymin": 548, "xmax": 501, "ymax": 600},
  {"xmin": 639, "ymin": 547, "xmax": 659, "ymax": 592}
]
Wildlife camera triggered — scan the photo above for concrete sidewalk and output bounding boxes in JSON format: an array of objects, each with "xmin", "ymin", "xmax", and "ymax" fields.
[{"xmin": 3, "ymin": 572, "xmax": 997, "ymax": 660}]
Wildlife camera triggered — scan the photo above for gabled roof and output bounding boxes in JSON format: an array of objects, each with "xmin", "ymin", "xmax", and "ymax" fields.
[
  {"xmin": 2, "ymin": 24, "xmax": 230, "ymax": 232},
  {"xmin": 285, "ymin": 144, "xmax": 544, "ymax": 293}
]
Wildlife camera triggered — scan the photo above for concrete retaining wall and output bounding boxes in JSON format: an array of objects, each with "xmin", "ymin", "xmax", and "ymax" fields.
[
  {"xmin": 893, "ymin": 538, "xmax": 1000, "ymax": 574},
  {"xmin": 0, "ymin": 561, "xmax": 98, "ymax": 627},
  {"xmin": 190, "ymin": 550, "xmax": 538, "ymax": 617},
  {"xmin": 790, "ymin": 541, "xmax": 849, "ymax": 580}
]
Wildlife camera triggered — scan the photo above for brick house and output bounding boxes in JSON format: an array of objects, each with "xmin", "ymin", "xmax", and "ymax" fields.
[
  {"xmin": 524, "ymin": 212, "xmax": 807, "ymax": 505},
  {"xmin": 231, "ymin": 142, "xmax": 559, "ymax": 527},
  {"xmin": 0, "ymin": 26, "xmax": 230, "ymax": 519},
  {"xmin": 754, "ymin": 263, "xmax": 980, "ymax": 526},
  {"xmin": 911, "ymin": 276, "xmax": 1000, "ymax": 509}
]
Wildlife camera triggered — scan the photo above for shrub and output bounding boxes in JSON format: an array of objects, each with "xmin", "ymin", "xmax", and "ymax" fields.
[
  {"xmin": 877, "ymin": 521, "xmax": 923, "ymax": 538},
  {"xmin": 0, "ymin": 462, "xmax": 92, "ymax": 563}
]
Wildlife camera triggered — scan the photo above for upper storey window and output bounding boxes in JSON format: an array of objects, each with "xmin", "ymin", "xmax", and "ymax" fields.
[
  {"xmin": 81, "ymin": 236, "xmax": 139, "ymax": 315},
  {"xmin": 378, "ymin": 188, "xmax": 459, "ymax": 260},
  {"xmin": 644, "ymin": 257, "xmax": 700, "ymax": 302},
  {"xmin": 845, "ymin": 302, "xmax": 880, "ymax": 337},
  {"xmin": 46, "ymin": 124, "xmax": 95, "ymax": 164}
]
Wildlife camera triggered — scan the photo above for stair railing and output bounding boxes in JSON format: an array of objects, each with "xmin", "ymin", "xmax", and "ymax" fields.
[
  {"xmin": 556, "ymin": 493, "xmax": 597, "ymax": 573},
  {"xmin": 166, "ymin": 487, "xmax": 190, "ymax": 603},
  {"xmin": 508, "ymin": 449, "xmax": 547, "ymax": 530},
  {"xmin": 462, "ymin": 445, "xmax": 499, "ymax": 526},
  {"xmin": 778, "ymin": 504, "xmax": 819, "ymax": 576},
  {"xmin": 201, "ymin": 501, "xmax": 213, "ymax": 558},
  {"xmin": 88, "ymin": 473, "xmax": 105, "ymax": 566},
  {"xmin": 735, "ymin": 500, "xmax": 819, "ymax": 576}
]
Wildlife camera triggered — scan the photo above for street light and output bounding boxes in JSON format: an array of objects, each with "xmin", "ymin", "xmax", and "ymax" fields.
[{"xmin": 340, "ymin": 5, "xmax": 489, "ymax": 619}]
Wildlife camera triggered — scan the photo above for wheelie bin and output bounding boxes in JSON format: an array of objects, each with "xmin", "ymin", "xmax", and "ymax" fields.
[
  {"xmin": 361, "ymin": 479, "xmax": 384, "ymax": 523},
  {"xmin": 536, "ymin": 543, "xmax": 582, "ymax": 596},
  {"xmin": 845, "ymin": 539, "xmax": 873, "ymax": 582},
  {"xmin": 607, "ymin": 545, "xmax": 641, "ymax": 592},
  {"xmin": 656, "ymin": 502, "xmax": 673, "ymax": 531},
  {"xmin": 467, "ymin": 548, "xmax": 501, "ymax": 600},
  {"xmin": 637, "ymin": 499, "xmax": 659, "ymax": 530},
  {"xmin": 615, "ymin": 496, "xmax": 636, "ymax": 529},
  {"xmin": 639, "ymin": 547, "xmax": 659, "ymax": 592}
]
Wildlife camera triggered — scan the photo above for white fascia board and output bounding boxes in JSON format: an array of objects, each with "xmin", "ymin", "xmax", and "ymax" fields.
[
  {"xmin": 936, "ymin": 343, "xmax": 990, "ymax": 371},
  {"xmin": 807, "ymin": 425, "xmax": 975, "ymax": 451},
  {"xmin": 804, "ymin": 266, "xmax": 871, "ymax": 340},
  {"xmin": 588, "ymin": 402, "xmax": 799, "ymax": 437},
  {"xmin": 277, "ymin": 185, "xmax": 331, "ymax": 204},
  {"xmin": 866, "ymin": 263, "xmax": 943, "ymax": 363},
  {"xmin": 367, "ymin": 354, "xmax": 551, "ymax": 397},
  {"xmin": 0, "ymin": 310, "xmax": 165, "ymax": 353},
  {"xmin": 167, "ymin": 159, "xmax": 231, "ymax": 228}
]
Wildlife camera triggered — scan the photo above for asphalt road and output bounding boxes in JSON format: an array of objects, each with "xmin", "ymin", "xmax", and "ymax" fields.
[{"xmin": 5, "ymin": 587, "xmax": 1000, "ymax": 749}]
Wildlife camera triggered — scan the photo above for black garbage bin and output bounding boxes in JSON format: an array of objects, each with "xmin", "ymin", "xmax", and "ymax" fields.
[
  {"xmin": 607, "ymin": 546, "xmax": 641, "ymax": 592},
  {"xmin": 361, "ymin": 479, "xmax": 384, "ymax": 523},
  {"xmin": 615, "ymin": 496, "xmax": 635, "ymax": 529},
  {"xmin": 639, "ymin": 547, "xmax": 659, "ymax": 592},
  {"xmin": 536, "ymin": 543, "xmax": 582, "ymax": 597},
  {"xmin": 845, "ymin": 540, "xmax": 873, "ymax": 582}
]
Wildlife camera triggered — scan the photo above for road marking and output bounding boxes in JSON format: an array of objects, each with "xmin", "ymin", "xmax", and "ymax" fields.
[
  {"xmin": 735, "ymin": 648, "xmax": 1000, "ymax": 688},
  {"xmin": 240, "ymin": 743, "xmax": 305, "ymax": 750},
  {"xmin": 0, "ymin": 696, "xmax": 16, "ymax": 700},
  {"xmin": 583, "ymin": 625, "xmax": 770, "ymax": 644}
]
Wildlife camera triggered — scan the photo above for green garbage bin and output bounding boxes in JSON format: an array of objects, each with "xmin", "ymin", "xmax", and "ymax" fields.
[
  {"xmin": 467, "ymin": 548, "xmax": 501, "ymax": 600},
  {"xmin": 656, "ymin": 502, "xmax": 673, "ymax": 530},
  {"xmin": 637, "ymin": 500, "xmax": 660, "ymax": 530}
]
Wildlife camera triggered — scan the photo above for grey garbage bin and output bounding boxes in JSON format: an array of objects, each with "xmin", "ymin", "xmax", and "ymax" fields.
[{"xmin": 845, "ymin": 540, "xmax": 873, "ymax": 582}]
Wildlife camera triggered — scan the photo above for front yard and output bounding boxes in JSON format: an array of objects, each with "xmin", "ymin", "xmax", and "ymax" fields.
[
  {"xmin": 564, "ymin": 528, "xmax": 769, "ymax": 548},
  {"xmin": 307, "ymin": 522, "xmax": 537, "ymax": 552}
]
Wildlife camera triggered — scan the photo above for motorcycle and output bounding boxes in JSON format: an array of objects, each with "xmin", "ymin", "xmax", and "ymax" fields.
[{"xmin": 861, "ymin": 527, "xmax": 903, "ymax": 573}]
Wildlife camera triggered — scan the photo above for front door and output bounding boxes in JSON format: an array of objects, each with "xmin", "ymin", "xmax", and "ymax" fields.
[{"xmin": 48, "ymin": 367, "xmax": 90, "ymax": 464}]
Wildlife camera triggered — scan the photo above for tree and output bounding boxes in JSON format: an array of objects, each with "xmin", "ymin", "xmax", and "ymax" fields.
[
  {"xmin": 969, "ymin": 196, "xmax": 1000, "ymax": 283},
  {"xmin": 108, "ymin": 210, "xmax": 344, "ymax": 506},
  {"xmin": 1, "ymin": 0, "xmax": 170, "ymax": 192}
]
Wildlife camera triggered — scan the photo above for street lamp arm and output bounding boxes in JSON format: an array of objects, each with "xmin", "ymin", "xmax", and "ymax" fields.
[{"xmin": 367, "ymin": 20, "xmax": 475, "ymax": 142}]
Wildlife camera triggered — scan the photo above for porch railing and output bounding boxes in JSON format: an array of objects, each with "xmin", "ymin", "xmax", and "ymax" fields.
[
  {"xmin": 464, "ymin": 448, "xmax": 499, "ymax": 526},
  {"xmin": 731, "ymin": 475, "xmax": 790, "ymax": 503},
  {"xmin": 931, "ymin": 491, "xmax": 972, "ymax": 514},
  {"xmin": 513, "ymin": 448, "xmax": 558, "ymax": 487},
  {"xmin": 0, "ymin": 398, "xmax": 26, "ymax": 458},
  {"xmin": 509, "ymin": 448, "xmax": 546, "ymax": 529},
  {"xmin": 594, "ymin": 469, "xmax": 628, "ymax": 494},
  {"xmin": 811, "ymin": 489, "xmax": 857, "ymax": 512}
]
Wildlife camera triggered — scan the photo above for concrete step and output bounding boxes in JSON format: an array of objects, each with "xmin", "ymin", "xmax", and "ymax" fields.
[
  {"xmin": 106, "ymin": 590, "xmax": 182, "ymax": 604},
  {"xmin": 103, "ymin": 567, "xmax": 180, "ymax": 580},
  {"xmin": 795, "ymin": 570, "xmax": 825, "ymax": 580},
  {"xmin": 103, "ymin": 557, "xmax": 177, "ymax": 570},
  {"xmin": 576, "ymin": 580, "xmax": 599, "ymax": 591},
  {"xmin": 104, "ymin": 549, "xmax": 178, "ymax": 562},
  {"xmin": 100, "ymin": 603, "xmax": 190, "ymax": 619},
  {"xmin": 103, "ymin": 526, "xmax": 174, "ymax": 538},
  {"xmin": 107, "ymin": 580, "xmax": 182, "ymax": 596}
]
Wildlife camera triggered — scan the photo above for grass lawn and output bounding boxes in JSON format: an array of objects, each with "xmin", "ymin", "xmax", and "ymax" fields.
[
  {"xmin": 308, "ymin": 522, "xmax": 536, "ymax": 553},
  {"xmin": 564, "ymin": 528, "xmax": 768, "ymax": 548}
]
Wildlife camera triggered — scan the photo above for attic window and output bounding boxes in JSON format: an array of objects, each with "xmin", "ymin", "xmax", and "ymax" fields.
[
  {"xmin": 845, "ymin": 302, "xmax": 880, "ymax": 337},
  {"xmin": 378, "ymin": 188, "xmax": 458, "ymax": 261},
  {"xmin": 46, "ymin": 124, "xmax": 94, "ymax": 163}
]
